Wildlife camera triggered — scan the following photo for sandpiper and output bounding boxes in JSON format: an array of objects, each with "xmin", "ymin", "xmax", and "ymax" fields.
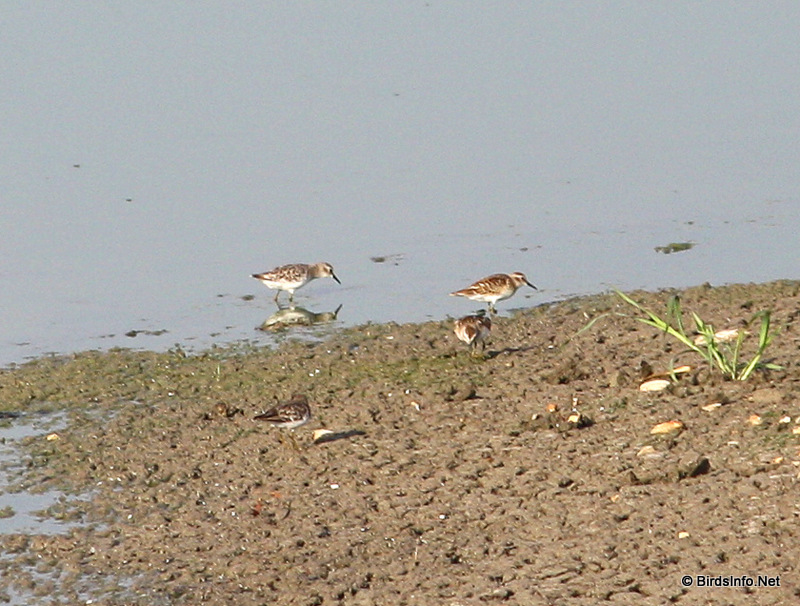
[
  {"xmin": 254, "ymin": 394, "xmax": 312, "ymax": 429},
  {"xmin": 252, "ymin": 262, "xmax": 340, "ymax": 303},
  {"xmin": 254, "ymin": 394, "xmax": 312, "ymax": 450},
  {"xmin": 454, "ymin": 313, "xmax": 492, "ymax": 357},
  {"xmin": 450, "ymin": 272, "xmax": 536, "ymax": 313}
]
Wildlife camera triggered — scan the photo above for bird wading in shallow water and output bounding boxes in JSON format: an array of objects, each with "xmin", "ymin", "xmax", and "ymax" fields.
[
  {"xmin": 450, "ymin": 272, "xmax": 536, "ymax": 313},
  {"xmin": 254, "ymin": 394, "xmax": 312, "ymax": 450},
  {"xmin": 252, "ymin": 262, "xmax": 340, "ymax": 303},
  {"xmin": 454, "ymin": 313, "xmax": 492, "ymax": 358}
]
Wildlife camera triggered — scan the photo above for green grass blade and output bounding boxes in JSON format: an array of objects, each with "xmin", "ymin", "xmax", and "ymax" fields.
[
  {"xmin": 757, "ymin": 311, "xmax": 773, "ymax": 349},
  {"xmin": 574, "ymin": 312, "xmax": 610, "ymax": 338},
  {"xmin": 739, "ymin": 311, "xmax": 773, "ymax": 380},
  {"xmin": 731, "ymin": 329, "xmax": 746, "ymax": 379},
  {"xmin": 617, "ymin": 290, "xmax": 703, "ymax": 352},
  {"xmin": 666, "ymin": 295, "xmax": 686, "ymax": 335},
  {"xmin": 614, "ymin": 289, "xmax": 777, "ymax": 382}
]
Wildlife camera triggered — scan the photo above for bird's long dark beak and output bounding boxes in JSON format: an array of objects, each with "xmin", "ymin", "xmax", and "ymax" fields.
[
  {"xmin": 526, "ymin": 279, "xmax": 537, "ymax": 290},
  {"xmin": 332, "ymin": 272, "xmax": 341, "ymax": 284}
]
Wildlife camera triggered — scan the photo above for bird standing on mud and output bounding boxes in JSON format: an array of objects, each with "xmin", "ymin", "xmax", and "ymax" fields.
[
  {"xmin": 454, "ymin": 313, "xmax": 492, "ymax": 358},
  {"xmin": 254, "ymin": 394, "xmax": 312, "ymax": 450}
]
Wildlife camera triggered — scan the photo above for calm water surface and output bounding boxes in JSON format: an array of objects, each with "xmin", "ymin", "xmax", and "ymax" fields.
[{"xmin": 2, "ymin": 3, "xmax": 799, "ymax": 367}]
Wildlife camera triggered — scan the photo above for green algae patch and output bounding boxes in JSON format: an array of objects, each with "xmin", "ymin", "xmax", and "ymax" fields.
[{"xmin": 654, "ymin": 241, "xmax": 695, "ymax": 254}]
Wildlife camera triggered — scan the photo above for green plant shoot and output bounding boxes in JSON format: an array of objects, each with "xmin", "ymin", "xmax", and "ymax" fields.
[{"xmin": 615, "ymin": 290, "xmax": 778, "ymax": 381}]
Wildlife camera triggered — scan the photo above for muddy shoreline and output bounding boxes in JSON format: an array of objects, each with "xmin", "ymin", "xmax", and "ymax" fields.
[{"xmin": 1, "ymin": 281, "xmax": 799, "ymax": 605}]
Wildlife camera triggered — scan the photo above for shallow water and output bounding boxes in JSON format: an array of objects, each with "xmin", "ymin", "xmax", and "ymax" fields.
[
  {"xmin": 0, "ymin": 412, "xmax": 80, "ymax": 535},
  {"xmin": 1, "ymin": 3, "xmax": 798, "ymax": 367}
]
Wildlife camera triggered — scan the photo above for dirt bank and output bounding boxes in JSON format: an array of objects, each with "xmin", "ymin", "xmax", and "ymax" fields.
[{"xmin": 1, "ymin": 281, "xmax": 799, "ymax": 605}]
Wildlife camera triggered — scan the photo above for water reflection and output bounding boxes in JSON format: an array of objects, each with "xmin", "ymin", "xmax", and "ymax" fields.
[{"xmin": 258, "ymin": 304, "xmax": 343, "ymax": 331}]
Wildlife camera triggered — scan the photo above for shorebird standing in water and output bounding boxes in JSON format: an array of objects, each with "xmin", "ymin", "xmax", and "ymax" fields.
[
  {"xmin": 252, "ymin": 262, "xmax": 340, "ymax": 303},
  {"xmin": 454, "ymin": 313, "xmax": 492, "ymax": 358},
  {"xmin": 450, "ymin": 272, "xmax": 536, "ymax": 313}
]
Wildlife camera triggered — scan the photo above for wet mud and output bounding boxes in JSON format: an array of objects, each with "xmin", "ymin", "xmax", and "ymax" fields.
[{"xmin": 1, "ymin": 280, "xmax": 799, "ymax": 605}]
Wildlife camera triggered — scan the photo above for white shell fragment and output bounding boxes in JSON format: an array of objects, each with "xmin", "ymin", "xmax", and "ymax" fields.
[
  {"xmin": 636, "ymin": 445, "xmax": 658, "ymax": 457},
  {"xmin": 312, "ymin": 429, "xmax": 335, "ymax": 443},
  {"xmin": 650, "ymin": 420, "xmax": 684, "ymax": 435},
  {"xmin": 639, "ymin": 379, "xmax": 671, "ymax": 392},
  {"xmin": 748, "ymin": 414, "xmax": 762, "ymax": 426},
  {"xmin": 694, "ymin": 329, "xmax": 740, "ymax": 346},
  {"xmin": 566, "ymin": 412, "xmax": 593, "ymax": 428},
  {"xmin": 639, "ymin": 366, "xmax": 693, "ymax": 392}
]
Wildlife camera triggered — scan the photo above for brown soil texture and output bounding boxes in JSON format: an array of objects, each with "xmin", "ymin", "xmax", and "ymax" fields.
[{"xmin": 1, "ymin": 281, "xmax": 800, "ymax": 605}]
